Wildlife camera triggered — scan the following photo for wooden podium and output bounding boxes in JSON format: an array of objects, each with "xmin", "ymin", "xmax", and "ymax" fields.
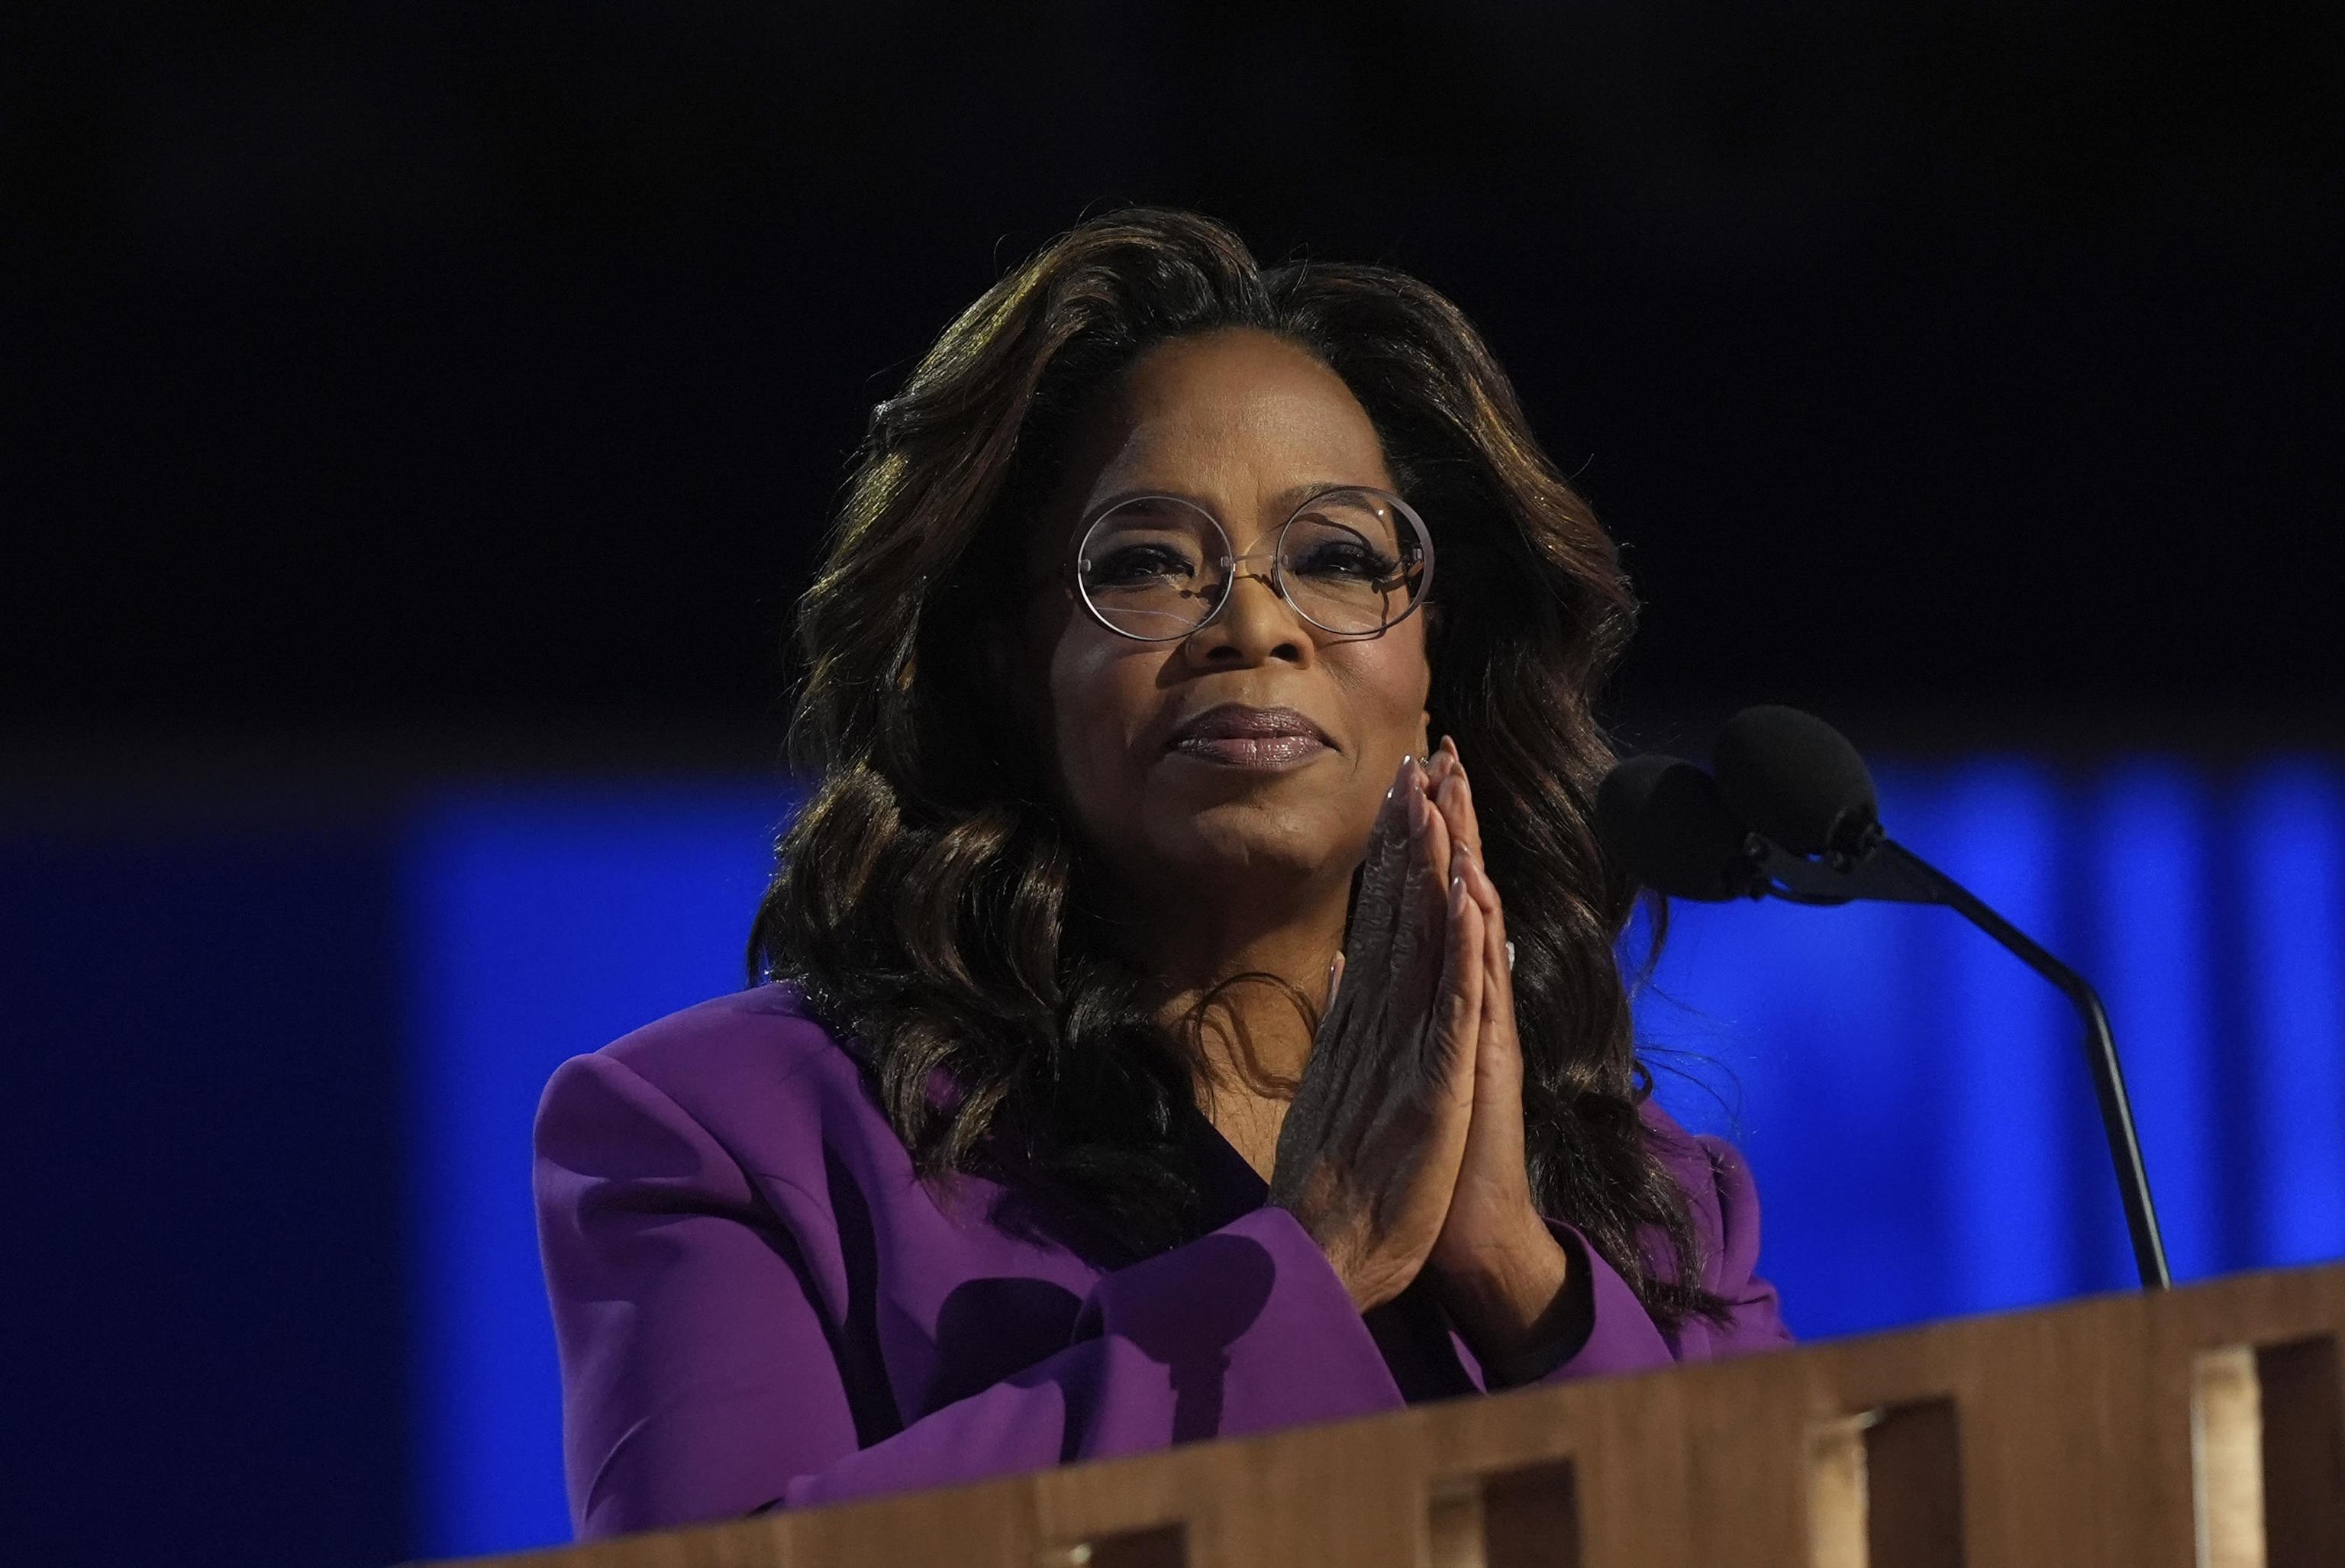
[{"xmin": 469, "ymin": 1262, "xmax": 2344, "ymax": 1568}]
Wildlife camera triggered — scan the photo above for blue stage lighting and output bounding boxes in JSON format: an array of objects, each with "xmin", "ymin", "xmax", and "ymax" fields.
[
  {"xmin": 404, "ymin": 785, "xmax": 795, "ymax": 1558},
  {"xmin": 400, "ymin": 761, "xmax": 2344, "ymax": 1555}
]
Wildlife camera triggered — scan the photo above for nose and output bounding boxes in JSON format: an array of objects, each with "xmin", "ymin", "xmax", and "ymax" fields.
[{"xmin": 1182, "ymin": 548, "xmax": 1311, "ymax": 669}]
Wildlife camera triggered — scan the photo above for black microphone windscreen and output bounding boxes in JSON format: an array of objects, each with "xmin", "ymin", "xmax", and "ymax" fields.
[
  {"xmin": 1712, "ymin": 705, "xmax": 1879, "ymax": 856},
  {"xmin": 1594, "ymin": 754, "xmax": 1754, "ymax": 901}
]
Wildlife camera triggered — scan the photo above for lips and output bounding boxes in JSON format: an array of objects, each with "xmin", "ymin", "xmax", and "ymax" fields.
[{"xmin": 1166, "ymin": 704, "xmax": 1334, "ymax": 768}]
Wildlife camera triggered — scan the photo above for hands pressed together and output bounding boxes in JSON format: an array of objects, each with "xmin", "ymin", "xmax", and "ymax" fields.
[{"xmin": 1268, "ymin": 740, "xmax": 1585, "ymax": 1376}]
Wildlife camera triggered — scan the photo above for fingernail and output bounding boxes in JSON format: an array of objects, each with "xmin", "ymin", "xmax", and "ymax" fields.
[{"xmin": 1505, "ymin": 940, "xmax": 1516, "ymax": 970}]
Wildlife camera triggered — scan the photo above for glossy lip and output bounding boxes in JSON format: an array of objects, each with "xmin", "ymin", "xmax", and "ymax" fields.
[{"xmin": 1165, "ymin": 703, "xmax": 1334, "ymax": 769}]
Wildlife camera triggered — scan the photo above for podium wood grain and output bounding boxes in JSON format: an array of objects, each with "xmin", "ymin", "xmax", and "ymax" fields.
[{"xmin": 449, "ymin": 1262, "xmax": 2345, "ymax": 1568}]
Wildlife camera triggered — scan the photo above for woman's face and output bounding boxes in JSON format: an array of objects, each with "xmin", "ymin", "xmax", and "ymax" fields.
[{"xmin": 1027, "ymin": 327, "xmax": 1433, "ymax": 913}]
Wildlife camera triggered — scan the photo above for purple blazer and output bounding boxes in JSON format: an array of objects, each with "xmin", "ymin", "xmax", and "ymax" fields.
[{"xmin": 534, "ymin": 985, "xmax": 1790, "ymax": 1541}]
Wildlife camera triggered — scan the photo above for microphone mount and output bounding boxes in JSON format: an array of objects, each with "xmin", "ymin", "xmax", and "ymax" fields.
[{"xmin": 1731, "ymin": 824, "xmax": 2173, "ymax": 1291}]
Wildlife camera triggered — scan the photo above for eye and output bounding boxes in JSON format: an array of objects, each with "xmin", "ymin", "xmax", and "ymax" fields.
[
  {"xmin": 1287, "ymin": 531, "xmax": 1401, "ymax": 582},
  {"xmin": 1084, "ymin": 540, "xmax": 1202, "ymax": 588}
]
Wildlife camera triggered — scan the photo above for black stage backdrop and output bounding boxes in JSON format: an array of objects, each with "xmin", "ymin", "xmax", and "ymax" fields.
[{"xmin": 8, "ymin": 0, "xmax": 2342, "ymax": 753}]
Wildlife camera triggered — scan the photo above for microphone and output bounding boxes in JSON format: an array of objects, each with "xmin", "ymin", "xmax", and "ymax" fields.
[
  {"xmin": 1593, "ymin": 753, "xmax": 1756, "ymax": 902},
  {"xmin": 1599, "ymin": 710, "xmax": 2172, "ymax": 1291},
  {"xmin": 1714, "ymin": 705, "xmax": 1880, "ymax": 857}
]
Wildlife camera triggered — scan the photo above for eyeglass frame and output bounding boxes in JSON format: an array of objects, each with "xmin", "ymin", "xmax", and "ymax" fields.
[{"xmin": 1056, "ymin": 485, "xmax": 1437, "ymax": 644}]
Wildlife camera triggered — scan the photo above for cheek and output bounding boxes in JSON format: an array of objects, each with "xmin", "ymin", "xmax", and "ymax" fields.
[
  {"xmin": 1333, "ymin": 623, "xmax": 1434, "ymax": 750},
  {"xmin": 1045, "ymin": 630, "xmax": 1163, "ymax": 809}
]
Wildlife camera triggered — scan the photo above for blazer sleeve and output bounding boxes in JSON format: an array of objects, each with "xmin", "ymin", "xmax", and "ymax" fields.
[
  {"xmin": 1528, "ymin": 1131, "xmax": 1793, "ymax": 1385},
  {"xmin": 534, "ymin": 1050, "xmax": 1408, "ymax": 1540}
]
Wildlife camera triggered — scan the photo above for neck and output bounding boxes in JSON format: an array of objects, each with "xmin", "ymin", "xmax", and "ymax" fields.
[{"xmin": 1102, "ymin": 866, "xmax": 1351, "ymax": 1175}]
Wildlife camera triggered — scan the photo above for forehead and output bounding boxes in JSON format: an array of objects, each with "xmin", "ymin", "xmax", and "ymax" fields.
[{"xmin": 1060, "ymin": 329, "xmax": 1396, "ymax": 522}]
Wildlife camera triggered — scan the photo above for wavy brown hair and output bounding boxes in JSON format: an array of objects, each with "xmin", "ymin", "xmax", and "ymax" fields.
[{"xmin": 750, "ymin": 208, "xmax": 1724, "ymax": 1326}]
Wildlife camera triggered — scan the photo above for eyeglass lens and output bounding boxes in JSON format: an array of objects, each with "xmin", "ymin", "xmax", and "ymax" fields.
[{"xmin": 1076, "ymin": 489, "xmax": 1428, "ymax": 640}]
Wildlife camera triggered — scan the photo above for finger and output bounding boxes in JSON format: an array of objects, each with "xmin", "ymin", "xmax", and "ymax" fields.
[
  {"xmin": 1426, "ymin": 847, "xmax": 1485, "ymax": 1092},
  {"xmin": 1431, "ymin": 746, "xmax": 1485, "ymax": 868},
  {"xmin": 1424, "ymin": 744, "xmax": 1460, "ymax": 814},
  {"xmin": 1344, "ymin": 753, "xmax": 1418, "ymax": 967},
  {"xmin": 1383, "ymin": 763, "xmax": 1448, "ymax": 1024},
  {"xmin": 1431, "ymin": 773, "xmax": 1472, "ymax": 866},
  {"xmin": 1328, "ymin": 767, "xmax": 1439, "ymax": 1143},
  {"xmin": 1426, "ymin": 737, "xmax": 1458, "ymax": 789},
  {"xmin": 1414, "ymin": 769, "xmax": 1457, "ymax": 949},
  {"xmin": 1389, "ymin": 763, "xmax": 1460, "ymax": 1044},
  {"xmin": 1466, "ymin": 849, "xmax": 1520, "ymax": 1061}
]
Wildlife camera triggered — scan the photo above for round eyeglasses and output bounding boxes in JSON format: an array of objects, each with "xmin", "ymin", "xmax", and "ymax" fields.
[{"xmin": 1072, "ymin": 486, "xmax": 1434, "ymax": 642}]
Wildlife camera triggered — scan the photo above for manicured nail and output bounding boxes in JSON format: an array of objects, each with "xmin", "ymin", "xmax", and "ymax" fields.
[{"xmin": 1505, "ymin": 940, "xmax": 1516, "ymax": 970}]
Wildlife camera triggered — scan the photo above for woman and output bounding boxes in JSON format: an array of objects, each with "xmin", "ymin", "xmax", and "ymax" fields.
[{"xmin": 534, "ymin": 208, "xmax": 1789, "ymax": 1541}]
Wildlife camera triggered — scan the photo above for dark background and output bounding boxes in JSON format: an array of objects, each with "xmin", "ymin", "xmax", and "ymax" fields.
[
  {"xmin": 5, "ymin": 5, "xmax": 2340, "ymax": 1565},
  {"xmin": 11, "ymin": 1, "xmax": 2341, "ymax": 758}
]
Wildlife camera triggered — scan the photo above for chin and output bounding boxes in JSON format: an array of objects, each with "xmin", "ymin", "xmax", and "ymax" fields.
[{"xmin": 1166, "ymin": 799, "xmax": 1362, "ymax": 882}]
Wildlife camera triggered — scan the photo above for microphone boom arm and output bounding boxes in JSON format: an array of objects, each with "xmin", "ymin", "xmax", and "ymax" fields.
[{"xmin": 1748, "ymin": 835, "xmax": 2173, "ymax": 1290}]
